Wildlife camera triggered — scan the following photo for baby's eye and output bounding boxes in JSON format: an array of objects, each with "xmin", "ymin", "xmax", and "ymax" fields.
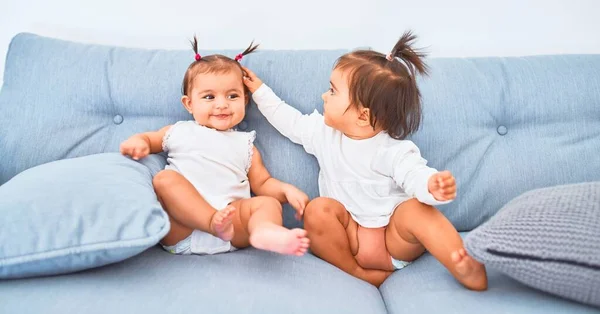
[
  {"xmin": 202, "ymin": 94, "xmax": 214, "ymax": 100},
  {"xmin": 228, "ymin": 94, "xmax": 240, "ymax": 100},
  {"xmin": 329, "ymin": 88, "xmax": 335, "ymax": 95}
]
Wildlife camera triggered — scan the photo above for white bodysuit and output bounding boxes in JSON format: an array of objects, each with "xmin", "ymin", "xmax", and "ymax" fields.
[
  {"xmin": 161, "ymin": 120, "xmax": 255, "ymax": 254},
  {"xmin": 252, "ymin": 84, "xmax": 450, "ymax": 228}
]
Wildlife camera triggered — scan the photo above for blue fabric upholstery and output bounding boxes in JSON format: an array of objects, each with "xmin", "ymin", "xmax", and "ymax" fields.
[
  {"xmin": 1, "ymin": 33, "xmax": 599, "ymax": 312},
  {"xmin": 0, "ymin": 153, "xmax": 169, "ymax": 279},
  {"xmin": 3, "ymin": 34, "xmax": 599, "ymax": 231},
  {"xmin": 380, "ymin": 248, "xmax": 600, "ymax": 314},
  {"xmin": 0, "ymin": 247, "xmax": 387, "ymax": 314},
  {"xmin": 411, "ymin": 55, "xmax": 600, "ymax": 230}
]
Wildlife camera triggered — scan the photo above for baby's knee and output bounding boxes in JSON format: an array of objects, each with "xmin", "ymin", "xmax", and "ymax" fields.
[
  {"xmin": 252, "ymin": 196, "xmax": 282, "ymax": 213},
  {"xmin": 393, "ymin": 198, "xmax": 438, "ymax": 221},
  {"xmin": 152, "ymin": 170, "xmax": 178, "ymax": 191},
  {"xmin": 304, "ymin": 197, "xmax": 339, "ymax": 225}
]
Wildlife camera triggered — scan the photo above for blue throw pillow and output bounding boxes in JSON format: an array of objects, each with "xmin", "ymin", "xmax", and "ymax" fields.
[{"xmin": 0, "ymin": 153, "xmax": 169, "ymax": 279}]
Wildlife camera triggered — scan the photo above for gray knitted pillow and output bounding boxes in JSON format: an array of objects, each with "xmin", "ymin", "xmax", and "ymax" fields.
[{"xmin": 465, "ymin": 182, "xmax": 600, "ymax": 307}]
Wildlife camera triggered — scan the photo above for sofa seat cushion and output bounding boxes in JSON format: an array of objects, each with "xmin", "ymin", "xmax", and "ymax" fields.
[
  {"xmin": 0, "ymin": 246, "xmax": 387, "ymax": 314},
  {"xmin": 380, "ymin": 245, "xmax": 599, "ymax": 313}
]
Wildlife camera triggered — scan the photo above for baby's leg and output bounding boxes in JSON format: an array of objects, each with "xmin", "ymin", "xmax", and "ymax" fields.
[
  {"xmin": 160, "ymin": 209, "xmax": 193, "ymax": 247},
  {"xmin": 153, "ymin": 170, "xmax": 236, "ymax": 245},
  {"xmin": 304, "ymin": 197, "xmax": 392, "ymax": 287},
  {"xmin": 229, "ymin": 196, "xmax": 309, "ymax": 256},
  {"xmin": 385, "ymin": 199, "xmax": 487, "ymax": 291}
]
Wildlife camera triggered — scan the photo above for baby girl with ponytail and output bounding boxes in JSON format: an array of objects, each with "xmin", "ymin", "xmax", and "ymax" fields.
[
  {"xmin": 243, "ymin": 31, "xmax": 488, "ymax": 289},
  {"xmin": 120, "ymin": 36, "xmax": 310, "ymax": 257}
]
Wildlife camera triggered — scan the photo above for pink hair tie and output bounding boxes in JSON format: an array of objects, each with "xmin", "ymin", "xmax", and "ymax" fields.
[
  {"xmin": 195, "ymin": 53, "xmax": 201, "ymax": 61},
  {"xmin": 234, "ymin": 54, "xmax": 243, "ymax": 62}
]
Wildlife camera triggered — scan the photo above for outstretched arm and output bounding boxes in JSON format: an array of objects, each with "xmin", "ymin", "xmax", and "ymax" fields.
[
  {"xmin": 243, "ymin": 67, "xmax": 323, "ymax": 154},
  {"xmin": 389, "ymin": 144, "xmax": 454, "ymax": 205}
]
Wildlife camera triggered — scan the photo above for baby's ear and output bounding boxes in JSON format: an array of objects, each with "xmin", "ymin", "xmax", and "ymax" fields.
[
  {"xmin": 356, "ymin": 107, "xmax": 371, "ymax": 127},
  {"xmin": 181, "ymin": 95, "xmax": 193, "ymax": 114},
  {"xmin": 244, "ymin": 88, "xmax": 252, "ymax": 106}
]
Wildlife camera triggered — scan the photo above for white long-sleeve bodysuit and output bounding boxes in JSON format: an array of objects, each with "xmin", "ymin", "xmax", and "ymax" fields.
[{"xmin": 252, "ymin": 84, "xmax": 450, "ymax": 228}]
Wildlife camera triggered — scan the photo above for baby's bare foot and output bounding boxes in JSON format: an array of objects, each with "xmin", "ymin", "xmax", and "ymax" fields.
[
  {"xmin": 250, "ymin": 225, "xmax": 310, "ymax": 256},
  {"xmin": 451, "ymin": 248, "xmax": 488, "ymax": 291},
  {"xmin": 210, "ymin": 205, "xmax": 236, "ymax": 241}
]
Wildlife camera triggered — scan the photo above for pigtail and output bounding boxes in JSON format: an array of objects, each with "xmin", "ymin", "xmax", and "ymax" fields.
[
  {"xmin": 190, "ymin": 35, "xmax": 201, "ymax": 61},
  {"xmin": 242, "ymin": 40, "xmax": 260, "ymax": 56},
  {"xmin": 389, "ymin": 31, "xmax": 428, "ymax": 76},
  {"xmin": 190, "ymin": 36, "xmax": 198, "ymax": 54},
  {"xmin": 235, "ymin": 40, "xmax": 260, "ymax": 61}
]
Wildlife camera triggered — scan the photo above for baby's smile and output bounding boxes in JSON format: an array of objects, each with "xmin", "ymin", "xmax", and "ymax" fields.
[{"xmin": 212, "ymin": 114, "xmax": 232, "ymax": 120}]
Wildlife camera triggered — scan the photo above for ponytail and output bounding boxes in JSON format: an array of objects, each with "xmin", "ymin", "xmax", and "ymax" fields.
[{"xmin": 388, "ymin": 31, "xmax": 428, "ymax": 76}]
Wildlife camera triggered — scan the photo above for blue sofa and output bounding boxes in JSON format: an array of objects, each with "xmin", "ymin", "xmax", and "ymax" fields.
[{"xmin": 0, "ymin": 33, "xmax": 599, "ymax": 313}]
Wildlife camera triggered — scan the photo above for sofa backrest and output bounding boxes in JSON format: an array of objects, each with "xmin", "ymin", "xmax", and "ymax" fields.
[
  {"xmin": 1, "ymin": 33, "xmax": 599, "ymax": 230},
  {"xmin": 412, "ymin": 55, "xmax": 600, "ymax": 230}
]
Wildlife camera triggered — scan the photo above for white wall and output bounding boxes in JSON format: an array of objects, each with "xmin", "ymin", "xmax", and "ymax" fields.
[{"xmin": 1, "ymin": 0, "xmax": 600, "ymax": 83}]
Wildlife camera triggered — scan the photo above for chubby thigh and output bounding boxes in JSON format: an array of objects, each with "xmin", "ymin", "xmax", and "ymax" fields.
[{"xmin": 333, "ymin": 199, "xmax": 426, "ymax": 271}]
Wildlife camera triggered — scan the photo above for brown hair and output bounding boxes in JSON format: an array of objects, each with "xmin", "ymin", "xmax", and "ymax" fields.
[
  {"xmin": 181, "ymin": 36, "xmax": 259, "ymax": 100},
  {"xmin": 334, "ymin": 30, "xmax": 428, "ymax": 139}
]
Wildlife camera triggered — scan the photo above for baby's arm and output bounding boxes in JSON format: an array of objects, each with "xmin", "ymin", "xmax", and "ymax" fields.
[
  {"xmin": 389, "ymin": 143, "xmax": 455, "ymax": 205},
  {"xmin": 120, "ymin": 125, "xmax": 171, "ymax": 160},
  {"xmin": 248, "ymin": 146, "xmax": 309, "ymax": 219},
  {"xmin": 243, "ymin": 67, "xmax": 321, "ymax": 152}
]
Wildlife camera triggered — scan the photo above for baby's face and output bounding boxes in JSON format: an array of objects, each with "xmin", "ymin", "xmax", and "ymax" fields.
[
  {"xmin": 321, "ymin": 68, "xmax": 359, "ymax": 131},
  {"xmin": 183, "ymin": 70, "xmax": 246, "ymax": 131}
]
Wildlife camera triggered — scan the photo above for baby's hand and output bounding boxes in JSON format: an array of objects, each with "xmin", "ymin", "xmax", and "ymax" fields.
[
  {"xmin": 119, "ymin": 136, "xmax": 150, "ymax": 160},
  {"xmin": 428, "ymin": 170, "xmax": 457, "ymax": 201},
  {"xmin": 241, "ymin": 66, "xmax": 263, "ymax": 93},
  {"xmin": 282, "ymin": 183, "xmax": 310, "ymax": 220}
]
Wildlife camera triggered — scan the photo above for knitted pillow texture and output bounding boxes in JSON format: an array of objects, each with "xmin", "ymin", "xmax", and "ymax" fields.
[{"xmin": 465, "ymin": 182, "xmax": 600, "ymax": 307}]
